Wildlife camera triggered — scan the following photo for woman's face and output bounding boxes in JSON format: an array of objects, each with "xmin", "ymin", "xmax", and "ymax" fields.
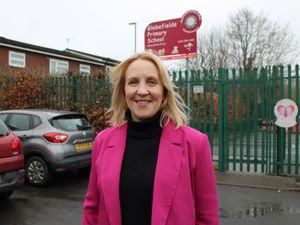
[{"xmin": 124, "ymin": 59, "xmax": 164, "ymax": 122}]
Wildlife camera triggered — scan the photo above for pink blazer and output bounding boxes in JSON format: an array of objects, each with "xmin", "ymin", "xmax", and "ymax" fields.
[{"xmin": 82, "ymin": 121, "xmax": 219, "ymax": 225}]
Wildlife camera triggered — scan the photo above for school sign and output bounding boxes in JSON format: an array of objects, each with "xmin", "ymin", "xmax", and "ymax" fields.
[{"xmin": 144, "ymin": 10, "xmax": 202, "ymax": 60}]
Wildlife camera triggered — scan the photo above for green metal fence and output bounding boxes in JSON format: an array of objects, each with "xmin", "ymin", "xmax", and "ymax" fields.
[
  {"xmin": 50, "ymin": 75, "xmax": 111, "ymax": 111},
  {"xmin": 173, "ymin": 65, "xmax": 300, "ymax": 176},
  {"xmin": 38, "ymin": 65, "xmax": 300, "ymax": 176}
]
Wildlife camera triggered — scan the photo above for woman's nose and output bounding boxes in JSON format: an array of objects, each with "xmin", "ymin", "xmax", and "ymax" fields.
[{"xmin": 137, "ymin": 85, "xmax": 149, "ymax": 95}]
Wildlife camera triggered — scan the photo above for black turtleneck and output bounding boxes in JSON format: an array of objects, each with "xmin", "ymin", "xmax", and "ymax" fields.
[{"xmin": 120, "ymin": 111, "xmax": 163, "ymax": 225}]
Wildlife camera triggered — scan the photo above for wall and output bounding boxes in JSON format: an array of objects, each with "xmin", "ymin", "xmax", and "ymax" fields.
[{"xmin": 0, "ymin": 46, "xmax": 105, "ymax": 76}]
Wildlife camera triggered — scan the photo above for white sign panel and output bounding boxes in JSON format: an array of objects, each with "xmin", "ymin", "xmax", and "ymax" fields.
[
  {"xmin": 193, "ymin": 85, "xmax": 204, "ymax": 94},
  {"xmin": 274, "ymin": 99, "xmax": 298, "ymax": 128}
]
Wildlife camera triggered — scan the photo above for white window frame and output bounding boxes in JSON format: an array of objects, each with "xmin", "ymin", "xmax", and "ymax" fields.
[
  {"xmin": 9, "ymin": 51, "xmax": 26, "ymax": 68},
  {"xmin": 80, "ymin": 64, "xmax": 91, "ymax": 75},
  {"xmin": 49, "ymin": 59, "xmax": 69, "ymax": 75}
]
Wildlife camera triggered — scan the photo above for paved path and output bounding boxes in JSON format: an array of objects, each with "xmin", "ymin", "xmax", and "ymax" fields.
[{"xmin": 216, "ymin": 172, "xmax": 300, "ymax": 191}]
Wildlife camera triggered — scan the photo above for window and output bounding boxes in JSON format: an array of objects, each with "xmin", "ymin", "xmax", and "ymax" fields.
[
  {"xmin": 9, "ymin": 51, "xmax": 25, "ymax": 68},
  {"xmin": 7, "ymin": 114, "xmax": 31, "ymax": 131},
  {"xmin": 0, "ymin": 114, "xmax": 8, "ymax": 122},
  {"xmin": 105, "ymin": 65, "xmax": 114, "ymax": 75},
  {"xmin": 33, "ymin": 115, "xmax": 42, "ymax": 128},
  {"xmin": 80, "ymin": 64, "xmax": 90, "ymax": 75},
  {"xmin": 0, "ymin": 120, "xmax": 9, "ymax": 136},
  {"xmin": 50, "ymin": 59, "xmax": 68, "ymax": 74},
  {"xmin": 50, "ymin": 115, "xmax": 92, "ymax": 131}
]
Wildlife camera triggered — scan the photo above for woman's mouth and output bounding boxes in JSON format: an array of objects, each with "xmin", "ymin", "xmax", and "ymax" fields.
[{"xmin": 135, "ymin": 100, "xmax": 151, "ymax": 106}]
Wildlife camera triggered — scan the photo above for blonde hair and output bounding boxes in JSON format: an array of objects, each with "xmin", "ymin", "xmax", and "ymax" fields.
[{"xmin": 108, "ymin": 51, "xmax": 188, "ymax": 128}]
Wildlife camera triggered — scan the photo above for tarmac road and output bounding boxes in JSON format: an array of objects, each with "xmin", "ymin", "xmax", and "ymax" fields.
[
  {"xmin": 0, "ymin": 169, "xmax": 89, "ymax": 225},
  {"xmin": 1, "ymin": 168, "xmax": 300, "ymax": 225},
  {"xmin": 219, "ymin": 185, "xmax": 300, "ymax": 225}
]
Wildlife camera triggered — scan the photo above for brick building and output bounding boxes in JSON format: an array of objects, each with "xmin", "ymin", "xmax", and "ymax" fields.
[{"xmin": 0, "ymin": 36, "xmax": 119, "ymax": 76}]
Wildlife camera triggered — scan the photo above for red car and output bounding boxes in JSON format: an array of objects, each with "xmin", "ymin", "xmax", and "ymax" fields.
[{"xmin": 0, "ymin": 119, "xmax": 25, "ymax": 199}]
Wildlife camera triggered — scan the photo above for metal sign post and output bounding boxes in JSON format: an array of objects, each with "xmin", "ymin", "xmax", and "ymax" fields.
[
  {"xmin": 274, "ymin": 99, "xmax": 299, "ymax": 174},
  {"xmin": 186, "ymin": 58, "xmax": 191, "ymax": 122}
]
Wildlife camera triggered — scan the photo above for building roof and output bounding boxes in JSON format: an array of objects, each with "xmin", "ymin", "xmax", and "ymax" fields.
[{"xmin": 0, "ymin": 36, "xmax": 119, "ymax": 67}]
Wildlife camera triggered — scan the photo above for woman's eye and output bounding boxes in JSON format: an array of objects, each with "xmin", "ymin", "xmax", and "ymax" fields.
[
  {"xmin": 128, "ymin": 80, "xmax": 137, "ymax": 85},
  {"xmin": 148, "ymin": 79, "xmax": 157, "ymax": 85}
]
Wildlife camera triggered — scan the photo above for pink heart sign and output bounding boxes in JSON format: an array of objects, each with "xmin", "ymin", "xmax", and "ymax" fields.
[
  {"xmin": 274, "ymin": 99, "xmax": 298, "ymax": 128},
  {"xmin": 277, "ymin": 104, "xmax": 295, "ymax": 118}
]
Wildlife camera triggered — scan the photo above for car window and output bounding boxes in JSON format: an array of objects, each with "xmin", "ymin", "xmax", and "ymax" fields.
[
  {"xmin": 33, "ymin": 115, "xmax": 42, "ymax": 128},
  {"xmin": 51, "ymin": 115, "xmax": 92, "ymax": 131},
  {"xmin": 8, "ymin": 114, "xmax": 31, "ymax": 131},
  {"xmin": 0, "ymin": 114, "xmax": 8, "ymax": 122},
  {"xmin": 0, "ymin": 120, "xmax": 9, "ymax": 136}
]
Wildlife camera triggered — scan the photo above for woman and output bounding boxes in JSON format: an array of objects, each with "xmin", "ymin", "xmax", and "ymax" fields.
[{"xmin": 82, "ymin": 51, "xmax": 219, "ymax": 225}]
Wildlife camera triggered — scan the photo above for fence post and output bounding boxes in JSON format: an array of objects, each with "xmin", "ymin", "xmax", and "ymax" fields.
[
  {"xmin": 218, "ymin": 68, "xmax": 225, "ymax": 172},
  {"xmin": 276, "ymin": 126, "xmax": 285, "ymax": 175},
  {"xmin": 72, "ymin": 76, "xmax": 78, "ymax": 107}
]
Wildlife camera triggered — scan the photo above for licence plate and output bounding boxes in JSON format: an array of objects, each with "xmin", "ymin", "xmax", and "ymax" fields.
[{"xmin": 75, "ymin": 142, "xmax": 92, "ymax": 151}]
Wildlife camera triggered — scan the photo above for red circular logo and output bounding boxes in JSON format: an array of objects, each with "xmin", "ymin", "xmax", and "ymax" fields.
[{"xmin": 181, "ymin": 10, "xmax": 202, "ymax": 33}]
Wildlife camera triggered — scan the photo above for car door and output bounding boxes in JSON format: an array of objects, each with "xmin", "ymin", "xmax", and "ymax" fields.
[{"xmin": 4, "ymin": 113, "xmax": 33, "ymax": 150}]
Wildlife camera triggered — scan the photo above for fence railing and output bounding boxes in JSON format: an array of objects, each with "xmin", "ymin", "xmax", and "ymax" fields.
[
  {"xmin": 1, "ymin": 65, "xmax": 299, "ymax": 176},
  {"xmin": 171, "ymin": 65, "xmax": 300, "ymax": 176},
  {"xmin": 50, "ymin": 75, "xmax": 111, "ymax": 111}
]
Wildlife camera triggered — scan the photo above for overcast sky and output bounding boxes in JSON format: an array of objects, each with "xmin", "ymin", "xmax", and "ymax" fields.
[{"xmin": 1, "ymin": 0, "xmax": 299, "ymax": 62}]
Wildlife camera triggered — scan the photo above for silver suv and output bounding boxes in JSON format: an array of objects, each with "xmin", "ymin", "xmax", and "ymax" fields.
[{"xmin": 0, "ymin": 109, "xmax": 96, "ymax": 186}]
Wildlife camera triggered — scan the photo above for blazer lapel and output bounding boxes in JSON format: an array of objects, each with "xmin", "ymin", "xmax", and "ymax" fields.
[
  {"xmin": 151, "ymin": 121, "xmax": 184, "ymax": 225},
  {"xmin": 100, "ymin": 123, "xmax": 127, "ymax": 225}
]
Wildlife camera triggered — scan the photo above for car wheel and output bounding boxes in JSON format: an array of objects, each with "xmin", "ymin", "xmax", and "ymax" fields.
[
  {"xmin": 0, "ymin": 190, "xmax": 13, "ymax": 199},
  {"xmin": 25, "ymin": 156, "xmax": 53, "ymax": 186}
]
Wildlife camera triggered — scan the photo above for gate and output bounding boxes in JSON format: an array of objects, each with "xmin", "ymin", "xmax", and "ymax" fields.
[{"xmin": 173, "ymin": 65, "xmax": 300, "ymax": 176}]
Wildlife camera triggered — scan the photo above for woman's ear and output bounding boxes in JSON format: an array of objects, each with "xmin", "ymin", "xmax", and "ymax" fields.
[
  {"xmin": 161, "ymin": 88, "xmax": 168, "ymax": 103},
  {"xmin": 163, "ymin": 88, "xmax": 168, "ymax": 99}
]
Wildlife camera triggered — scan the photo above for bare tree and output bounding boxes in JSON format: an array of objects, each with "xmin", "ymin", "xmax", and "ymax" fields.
[
  {"xmin": 188, "ymin": 26, "xmax": 231, "ymax": 78},
  {"xmin": 191, "ymin": 7, "xmax": 300, "ymax": 70},
  {"xmin": 226, "ymin": 8, "xmax": 299, "ymax": 68}
]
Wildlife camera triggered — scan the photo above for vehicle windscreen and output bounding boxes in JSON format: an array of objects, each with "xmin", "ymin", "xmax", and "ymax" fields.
[
  {"xmin": 50, "ymin": 115, "xmax": 92, "ymax": 131},
  {"xmin": 0, "ymin": 120, "xmax": 9, "ymax": 136}
]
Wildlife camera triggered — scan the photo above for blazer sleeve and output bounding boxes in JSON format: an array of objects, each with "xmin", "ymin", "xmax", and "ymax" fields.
[
  {"xmin": 194, "ymin": 134, "xmax": 219, "ymax": 225},
  {"xmin": 82, "ymin": 138, "xmax": 100, "ymax": 225}
]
